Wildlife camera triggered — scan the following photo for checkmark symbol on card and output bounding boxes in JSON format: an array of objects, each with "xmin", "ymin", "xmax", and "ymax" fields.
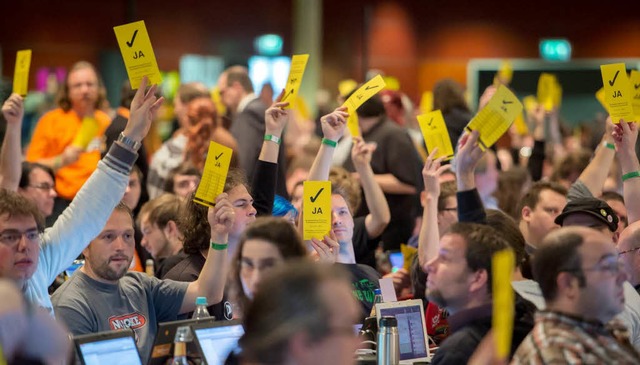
[
  {"xmin": 609, "ymin": 70, "xmax": 620, "ymax": 86},
  {"xmin": 126, "ymin": 30, "xmax": 138, "ymax": 47},
  {"xmin": 215, "ymin": 152, "xmax": 223, "ymax": 160},
  {"xmin": 310, "ymin": 188, "xmax": 324, "ymax": 203}
]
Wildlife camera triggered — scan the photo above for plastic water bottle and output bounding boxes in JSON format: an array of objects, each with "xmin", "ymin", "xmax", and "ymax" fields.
[
  {"xmin": 171, "ymin": 326, "xmax": 190, "ymax": 365},
  {"xmin": 145, "ymin": 259, "xmax": 155, "ymax": 277},
  {"xmin": 377, "ymin": 316, "xmax": 400, "ymax": 365},
  {"xmin": 370, "ymin": 288, "xmax": 383, "ymax": 317},
  {"xmin": 192, "ymin": 297, "xmax": 211, "ymax": 319}
]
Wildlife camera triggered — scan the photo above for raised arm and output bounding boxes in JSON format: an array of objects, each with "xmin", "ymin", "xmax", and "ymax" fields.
[
  {"xmin": 181, "ymin": 193, "xmax": 234, "ymax": 312},
  {"xmin": 418, "ymin": 149, "xmax": 450, "ymax": 267},
  {"xmin": 527, "ymin": 104, "xmax": 546, "ymax": 182},
  {"xmin": 0, "ymin": 94, "xmax": 24, "ymax": 191},
  {"xmin": 307, "ymin": 106, "xmax": 348, "ymax": 181},
  {"xmin": 613, "ymin": 120, "xmax": 640, "ymax": 224},
  {"xmin": 575, "ymin": 117, "xmax": 616, "ymax": 196},
  {"xmin": 351, "ymin": 137, "xmax": 390, "ymax": 238},
  {"xmin": 454, "ymin": 130, "xmax": 487, "ymax": 224}
]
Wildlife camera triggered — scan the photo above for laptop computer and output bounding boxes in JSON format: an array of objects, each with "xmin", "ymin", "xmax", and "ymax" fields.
[
  {"xmin": 148, "ymin": 317, "xmax": 218, "ymax": 365},
  {"xmin": 375, "ymin": 299, "xmax": 431, "ymax": 364},
  {"xmin": 191, "ymin": 320, "xmax": 244, "ymax": 365},
  {"xmin": 73, "ymin": 329, "xmax": 142, "ymax": 365}
]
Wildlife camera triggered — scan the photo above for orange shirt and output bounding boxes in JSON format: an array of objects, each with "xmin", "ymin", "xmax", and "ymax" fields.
[{"xmin": 26, "ymin": 108, "xmax": 111, "ymax": 200}]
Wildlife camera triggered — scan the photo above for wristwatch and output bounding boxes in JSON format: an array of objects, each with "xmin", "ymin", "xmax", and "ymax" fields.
[{"xmin": 117, "ymin": 132, "xmax": 141, "ymax": 151}]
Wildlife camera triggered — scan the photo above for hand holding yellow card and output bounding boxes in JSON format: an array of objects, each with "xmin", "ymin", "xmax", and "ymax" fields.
[
  {"xmin": 194, "ymin": 142, "xmax": 233, "ymax": 207},
  {"xmin": 492, "ymin": 248, "xmax": 515, "ymax": 360},
  {"xmin": 13, "ymin": 50, "xmax": 32, "ymax": 97},
  {"xmin": 466, "ymin": 85, "xmax": 523, "ymax": 150},
  {"xmin": 342, "ymin": 75, "xmax": 386, "ymax": 115},
  {"xmin": 72, "ymin": 117, "xmax": 100, "ymax": 149},
  {"xmin": 418, "ymin": 110, "xmax": 454, "ymax": 161},
  {"xmin": 281, "ymin": 54, "xmax": 309, "ymax": 107},
  {"xmin": 303, "ymin": 181, "xmax": 332, "ymax": 240},
  {"xmin": 601, "ymin": 63, "xmax": 634, "ymax": 123},
  {"xmin": 113, "ymin": 20, "xmax": 162, "ymax": 89}
]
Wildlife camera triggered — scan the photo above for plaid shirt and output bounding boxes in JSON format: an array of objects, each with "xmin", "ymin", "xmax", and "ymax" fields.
[{"xmin": 512, "ymin": 311, "xmax": 640, "ymax": 364}]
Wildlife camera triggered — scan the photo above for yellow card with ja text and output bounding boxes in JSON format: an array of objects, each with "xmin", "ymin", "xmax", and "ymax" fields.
[
  {"xmin": 281, "ymin": 54, "xmax": 309, "ymax": 108},
  {"xmin": 601, "ymin": 63, "xmax": 634, "ymax": 123},
  {"xmin": 342, "ymin": 75, "xmax": 386, "ymax": 115},
  {"xmin": 193, "ymin": 141, "xmax": 233, "ymax": 207},
  {"xmin": 13, "ymin": 50, "xmax": 32, "ymax": 97},
  {"xmin": 303, "ymin": 181, "xmax": 331, "ymax": 240},
  {"xmin": 418, "ymin": 110, "xmax": 454, "ymax": 161},
  {"xmin": 629, "ymin": 70, "xmax": 640, "ymax": 120},
  {"xmin": 113, "ymin": 20, "xmax": 162, "ymax": 89},
  {"xmin": 466, "ymin": 85, "xmax": 523, "ymax": 150},
  {"xmin": 72, "ymin": 117, "xmax": 101, "ymax": 149},
  {"xmin": 492, "ymin": 248, "xmax": 515, "ymax": 360}
]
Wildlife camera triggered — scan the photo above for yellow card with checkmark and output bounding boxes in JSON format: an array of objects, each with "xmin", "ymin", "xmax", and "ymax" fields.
[
  {"xmin": 193, "ymin": 141, "xmax": 233, "ymax": 207},
  {"xmin": 342, "ymin": 74, "xmax": 386, "ymax": 116},
  {"xmin": 303, "ymin": 181, "xmax": 332, "ymax": 240},
  {"xmin": 113, "ymin": 20, "xmax": 162, "ymax": 89},
  {"xmin": 492, "ymin": 248, "xmax": 515, "ymax": 360},
  {"xmin": 13, "ymin": 50, "xmax": 32, "ymax": 97},
  {"xmin": 417, "ymin": 110, "xmax": 454, "ymax": 161},
  {"xmin": 629, "ymin": 70, "xmax": 640, "ymax": 121},
  {"xmin": 601, "ymin": 63, "xmax": 634, "ymax": 123},
  {"xmin": 281, "ymin": 54, "xmax": 309, "ymax": 108},
  {"xmin": 537, "ymin": 73, "xmax": 557, "ymax": 111},
  {"xmin": 466, "ymin": 85, "xmax": 523, "ymax": 151}
]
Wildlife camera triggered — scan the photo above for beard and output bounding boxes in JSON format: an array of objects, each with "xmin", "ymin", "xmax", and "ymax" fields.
[
  {"xmin": 91, "ymin": 257, "xmax": 132, "ymax": 281},
  {"xmin": 426, "ymin": 288, "xmax": 449, "ymax": 309}
]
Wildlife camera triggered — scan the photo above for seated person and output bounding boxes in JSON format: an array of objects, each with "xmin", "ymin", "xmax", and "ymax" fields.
[
  {"xmin": 163, "ymin": 163, "xmax": 201, "ymax": 199},
  {"xmin": 18, "ymin": 162, "xmax": 57, "ymax": 223},
  {"xmin": 271, "ymin": 194, "xmax": 298, "ymax": 225}
]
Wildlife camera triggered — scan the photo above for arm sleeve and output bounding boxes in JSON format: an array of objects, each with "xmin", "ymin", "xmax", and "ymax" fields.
[
  {"xmin": 150, "ymin": 277, "xmax": 189, "ymax": 322},
  {"xmin": 528, "ymin": 140, "xmax": 545, "ymax": 182},
  {"xmin": 456, "ymin": 188, "xmax": 487, "ymax": 224},
  {"xmin": 252, "ymin": 160, "xmax": 277, "ymax": 217},
  {"xmin": 567, "ymin": 179, "xmax": 593, "ymax": 203}
]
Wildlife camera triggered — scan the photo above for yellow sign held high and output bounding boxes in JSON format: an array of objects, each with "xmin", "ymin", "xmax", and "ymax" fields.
[
  {"xmin": 281, "ymin": 54, "xmax": 309, "ymax": 108},
  {"xmin": 419, "ymin": 91, "xmax": 433, "ymax": 114},
  {"xmin": 629, "ymin": 70, "xmax": 640, "ymax": 120},
  {"xmin": 492, "ymin": 248, "xmax": 515, "ymax": 360},
  {"xmin": 342, "ymin": 75, "xmax": 386, "ymax": 115},
  {"xmin": 466, "ymin": 85, "xmax": 523, "ymax": 150},
  {"xmin": 537, "ymin": 73, "xmax": 560, "ymax": 111},
  {"xmin": 193, "ymin": 141, "xmax": 233, "ymax": 207},
  {"xmin": 601, "ymin": 63, "xmax": 634, "ymax": 123},
  {"xmin": 113, "ymin": 20, "xmax": 162, "ymax": 89},
  {"xmin": 494, "ymin": 60, "xmax": 513, "ymax": 85},
  {"xmin": 303, "ymin": 181, "xmax": 332, "ymax": 240},
  {"xmin": 347, "ymin": 113, "xmax": 360, "ymax": 138},
  {"xmin": 417, "ymin": 110, "xmax": 454, "ymax": 161},
  {"xmin": 13, "ymin": 50, "xmax": 32, "ymax": 97}
]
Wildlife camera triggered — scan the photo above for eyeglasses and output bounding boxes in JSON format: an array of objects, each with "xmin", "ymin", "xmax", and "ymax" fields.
[
  {"xmin": 28, "ymin": 183, "xmax": 55, "ymax": 191},
  {"xmin": 0, "ymin": 229, "xmax": 41, "ymax": 247},
  {"xmin": 564, "ymin": 261, "xmax": 625, "ymax": 276},
  {"xmin": 619, "ymin": 247, "xmax": 640, "ymax": 256},
  {"xmin": 440, "ymin": 207, "xmax": 457, "ymax": 212}
]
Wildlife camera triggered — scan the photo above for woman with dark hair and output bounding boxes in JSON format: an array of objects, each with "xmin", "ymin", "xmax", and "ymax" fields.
[{"xmin": 18, "ymin": 162, "xmax": 57, "ymax": 221}]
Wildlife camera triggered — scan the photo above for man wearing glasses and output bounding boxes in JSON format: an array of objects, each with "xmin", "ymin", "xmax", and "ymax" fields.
[
  {"xmin": 18, "ymin": 162, "xmax": 57, "ymax": 224},
  {"xmin": 513, "ymin": 226, "xmax": 640, "ymax": 363}
]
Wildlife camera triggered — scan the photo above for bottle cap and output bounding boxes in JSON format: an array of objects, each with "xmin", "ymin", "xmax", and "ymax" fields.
[
  {"xmin": 379, "ymin": 316, "xmax": 397, "ymax": 327},
  {"xmin": 145, "ymin": 259, "xmax": 154, "ymax": 265},
  {"xmin": 195, "ymin": 296, "xmax": 208, "ymax": 306},
  {"xmin": 374, "ymin": 288, "xmax": 382, "ymax": 295}
]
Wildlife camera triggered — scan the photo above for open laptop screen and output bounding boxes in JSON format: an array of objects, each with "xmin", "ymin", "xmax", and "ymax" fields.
[
  {"xmin": 76, "ymin": 333, "xmax": 141, "ymax": 365},
  {"xmin": 378, "ymin": 304, "xmax": 429, "ymax": 361},
  {"xmin": 192, "ymin": 321, "xmax": 244, "ymax": 365}
]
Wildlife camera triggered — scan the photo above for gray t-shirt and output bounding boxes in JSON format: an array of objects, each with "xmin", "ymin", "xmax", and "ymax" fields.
[{"xmin": 52, "ymin": 270, "xmax": 188, "ymax": 362}]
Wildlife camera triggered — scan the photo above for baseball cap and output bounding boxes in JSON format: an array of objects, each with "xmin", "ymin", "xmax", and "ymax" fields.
[{"xmin": 554, "ymin": 197, "xmax": 618, "ymax": 232}]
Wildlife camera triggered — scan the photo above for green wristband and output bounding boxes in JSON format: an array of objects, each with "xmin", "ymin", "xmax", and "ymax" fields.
[
  {"xmin": 603, "ymin": 141, "xmax": 615, "ymax": 150},
  {"xmin": 622, "ymin": 171, "xmax": 640, "ymax": 182},
  {"xmin": 210, "ymin": 241, "xmax": 228, "ymax": 251},
  {"xmin": 264, "ymin": 134, "xmax": 281, "ymax": 145},
  {"xmin": 321, "ymin": 138, "xmax": 338, "ymax": 147}
]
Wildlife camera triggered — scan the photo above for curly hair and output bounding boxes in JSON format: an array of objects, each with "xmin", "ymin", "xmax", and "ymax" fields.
[{"xmin": 56, "ymin": 61, "xmax": 106, "ymax": 112}]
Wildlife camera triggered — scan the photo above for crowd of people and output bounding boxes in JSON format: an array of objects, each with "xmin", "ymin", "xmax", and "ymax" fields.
[{"xmin": 1, "ymin": 58, "xmax": 640, "ymax": 365}]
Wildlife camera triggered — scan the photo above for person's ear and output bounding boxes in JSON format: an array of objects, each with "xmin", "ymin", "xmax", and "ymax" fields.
[
  {"xmin": 163, "ymin": 220, "xmax": 178, "ymax": 239},
  {"xmin": 287, "ymin": 330, "xmax": 313, "ymax": 363},
  {"xmin": 613, "ymin": 231, "xmax": 620, "ymax": 244},
  {"xmin": 557, "ymin": 271, "xmax": 580, "ymax": 299},
  {"xmin": 521, "ymin": 206, "xmax": 532, "ymax": 223},
  {"xmin": 469, "ymin": 269, "xmax": 488, "ymax": 294}
]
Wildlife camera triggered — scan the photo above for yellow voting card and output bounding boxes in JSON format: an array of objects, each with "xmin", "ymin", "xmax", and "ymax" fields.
[
  {"xmin": 418, "ymin": 110, "xmax": 454, "ymax": 161},
  {"xmin": 383, "ymin": 76, "xmax": 400, "ymax": 91},
  {"xmin": 72, "ymin": 117, "xmax": 100, "ymax": 149},
  {"xmin": 339, "ymin": 79, "xmax": 358, "ymax": 97},
  {"xmin": 492, "ymin": 248, "xmax": 515, "ymax": 360},
  {"xmin": 281, "ymin": 54, "xmax": 309, "ymax": 108},
  {"xmin": 537, "ymin": 73, "xmax": 557, "ymax": 111},
  {"xmin": 601, "ymin": 63, "xmax": 634, "ymax": 123},
  {"xmin": 596, "ymin": 87, "xmax": 610, "ymax": 113},
  {"xmin": 419, "ymin": 91, "xmax": 433, "ymax": 114},
  {"xmin": 466, "ymin": 85, "xmax": 523, "ymax": 150},
  {"xmin": 342, "ymin": 75, "xmax": 386, "ymax": 114},
  {"xmin": 303, "ymin": 181, "xmax": 332, "ymax": 240},
  {"xmin": 522, "ymin": 95, "xmax": 537, "ymax": 115},
  {"xmin": 114, "ymin": 20, "xmax": 162, "ymax": 89},
  {"xmin": 13, "ymin": 50, "xmax": 32, "ymax": 96},
  {"xmin": 401, "ymin": 244, "xmax": 417, "ymax": 272},
  {"xmin": 347, "ymin": 112, "xmax": 360, "ymax": 138},
  {"xmin": 629, "ymin": 70, "xmax": 640, "ymax": 120},
  {"xmin": 193, "ymin": 142, "xmax": 233, "ymax": 207},
  {"xmin": 513, "ymin": 112, "xmax": 529, "ymax": 136},
  {"xmin": 494, "ymin": 60, "xmax": 513, "ymax": 85}
]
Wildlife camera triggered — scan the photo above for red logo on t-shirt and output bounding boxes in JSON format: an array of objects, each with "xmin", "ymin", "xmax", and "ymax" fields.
[{"xmin": 108, "ymin": 313, "xmax": 147, "ymax": 330}]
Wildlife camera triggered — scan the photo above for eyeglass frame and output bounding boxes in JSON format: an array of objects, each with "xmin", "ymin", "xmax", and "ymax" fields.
[
  {"xmin": 619, "ymin": 247, "xmax": 640, "ymax": 256},
  {"xmin": 27, "ymin": 183, "xmax": 56, "ymax": 191},
  {"xmin": 0, "ymin": 229, "xmax": 42, "ymax": 247}
]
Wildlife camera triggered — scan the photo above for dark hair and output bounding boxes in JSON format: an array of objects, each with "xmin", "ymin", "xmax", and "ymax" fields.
[
  {"xmin": 177, "ymin": 82, "xmax": 210, "ymax": 104},
  {"xmin": 533, "ymin": 228, "xmax": 585, "ymax": 301},
  {"xmin": 437, "ymin": 181, "xmax": 457, "ymax": 212},
  {"xmin": 517, "ymin": 181, "xmax": 567, "ymax": 222},
  {"xmin": 57, "ymin": 61, "xmax": 106, "ymax": 112},
  {"xmin": 446, "ymin": 223, "xmax": 510, "ymax": 294},
  {"xmin": 0, "ymin": 189, "xmax": 44, "ymax": 232},
  {"xmin": 180, "ymin": 168, "xmax": 249, "ymax": 254},
  {"xmin": 19, "ymin": 162, "xmax": 55, "ymax": 189},
  {"xmin": 495, "ymin": 167, "xmax": 531, "ymax": 220},
  {"xmin": 230, "ymin": 217, "xmax": 307, "ymax": 315},
  {"xmin": 224, "ymin": 66, "xmax": 254, "ymax": 93},
  {"xmin": 551, "ymin": 149, "xmax": 592, "ymax": 183},
  {"xmin": 485, "ymin": 209, "xmax": 527, "ymax": 274},
  {"xmin": 113, "ymin": 201, "xmax": 134, "ymax": 223},
  {"xmin": 163, "ymin": 163, "xmax": 201, "ymax": 194},
  {"xmin": 410, "ymin": 254, "xmax": 427, "ymax": 304},
  {"xmin": 602, "ymin": 191, "xmax": 624, "ymax": 204},
  {"xmin": 137, "ymin": 194, "xmax": 182, "ymax": 230},
  {"xmin": 433, "ymin": 78, "xmax": 471, "ymax": 114},
  {"xmin": 240, "ymin": 261, "xmax": 350, "ymax": 364},
  {"xmin": 119, "ymin": 80, "xmax": 136, "ymax": 109}
]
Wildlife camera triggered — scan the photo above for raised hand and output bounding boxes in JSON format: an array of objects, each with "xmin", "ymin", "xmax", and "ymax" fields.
[
  {"xmin": 351, "ymin": 136, "xmax": 376, "ymax": 167},
  {"xmin": 422, "ymin": 148, "xmax": 451, "ymax": 198},
  {"xmin": 208, "ymin": 193, "xmax": 236, "ymax": 239},
  {"xmin": 454, "ymin": 130, "xmax": 485, "ymax": 191},
  {"xmin": 309, "ymin": 230, "xmax": 340, "ymax": 263},
  {"xmin": 265, "ymin": 89, "xmax": 290, "ymax": 136},
  {"xmin": 2, "ymin": 94, "xmax": 24, "ymax": 125},
  {"xmin": 122, "ymin": 76, "xmax": 164, "ymax": 144},
  {"xmin": 612, "ymin": 118, "xmax": 638, "ymax": 154},
  {"xmin": 320, "ymin": 106, "xmax": 349, "ymax": 142}
]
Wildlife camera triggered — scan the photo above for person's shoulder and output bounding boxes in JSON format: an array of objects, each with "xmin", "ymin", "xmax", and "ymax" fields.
[
  {"xmin": 162, "ymin": 254, "xmax": 203, "ymax": 281},
  {"xmin": 51, "ymin": 273, "xmax": 90, "ymax": 305},
  {"xmin": 94, "ymin": 109, "xmax": 112, "ymax": 123},
  {"xmin": 36, "ymin": 108, "xmax": 67, "ymax": 123}
]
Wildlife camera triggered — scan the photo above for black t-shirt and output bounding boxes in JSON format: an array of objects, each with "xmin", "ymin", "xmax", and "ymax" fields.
[
  {"xmin": 155, "ymin": 250, "xmax": 187, "ymax": 279},
  {"xmin": 162, "ymin": 253, "xmax": 233, "ymax": 321},
  {"xmin": 337, "ymin": 263, "xmax": 381, "ymax": 321},
  {"xmin": 352, "ymin": 216, "xmax": 381, "ymax": 269}
]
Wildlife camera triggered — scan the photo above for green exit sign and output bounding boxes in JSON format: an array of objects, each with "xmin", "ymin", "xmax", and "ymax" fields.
[
  {"xmin": 254, "ymin": 34, "xmax": 283, "ymax": 56},
  {"xmin": 540, "ymin": 39, "xmax": 571, "ymax": 61}
]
